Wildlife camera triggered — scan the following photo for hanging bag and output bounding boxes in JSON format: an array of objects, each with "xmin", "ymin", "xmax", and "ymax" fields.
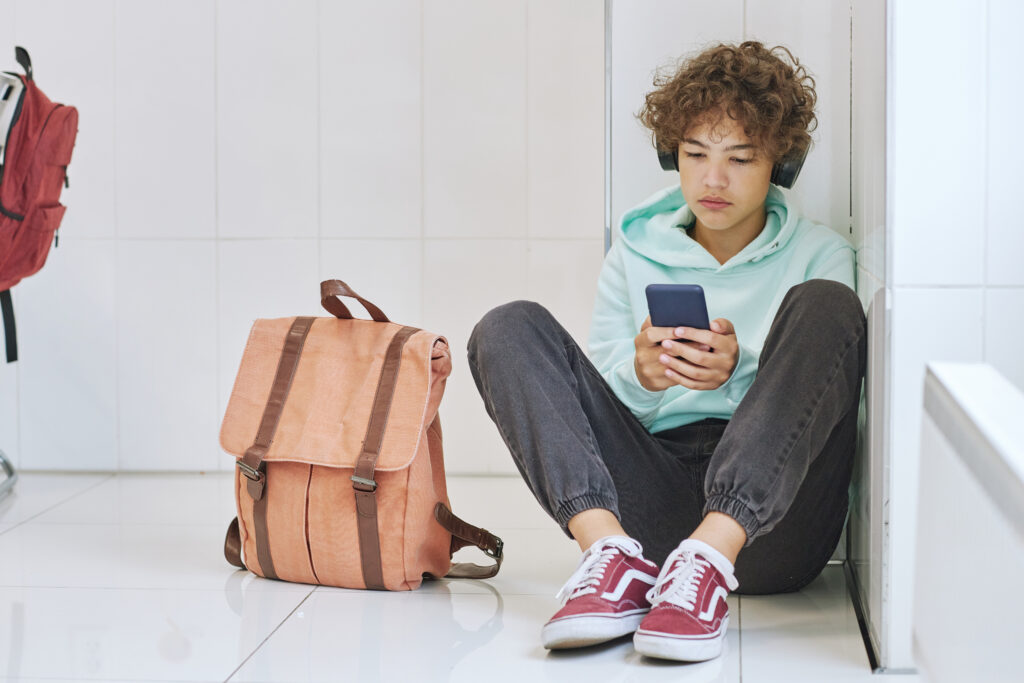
[
  {"xmin": 220, "ymin": 279, "xmax": 503, "ymax": 590},
  {"xmin": 0, "ymin": 47, "xmax": 79, "ymax": 363}
]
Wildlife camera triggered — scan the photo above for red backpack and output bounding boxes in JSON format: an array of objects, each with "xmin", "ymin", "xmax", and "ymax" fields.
[{"xmin": 0, "ymin": 47, "xmax": 78, "ymax": 363}]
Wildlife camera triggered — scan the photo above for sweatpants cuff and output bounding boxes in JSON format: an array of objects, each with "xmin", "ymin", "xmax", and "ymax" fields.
[
  {"xmin": 703, "ymin": 494, "xmax": 760, "ymax": 547},
  {"xmin": 554, "ymin": 493, "xmax": 620, "ymax": 539}
]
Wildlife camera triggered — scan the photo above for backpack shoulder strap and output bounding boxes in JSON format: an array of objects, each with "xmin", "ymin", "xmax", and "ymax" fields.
[
  {"xmin": 435, "ymin": 503, "xmax": 504, "ymax": 579},
  {"xmin": 1, "ymin": 290, "xmax": 16, "ymax": 363}
]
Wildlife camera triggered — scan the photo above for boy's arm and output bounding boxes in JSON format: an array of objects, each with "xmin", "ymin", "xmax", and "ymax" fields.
[{"xmin": 587, "ymin": 240, "xmax": 668, "ymax": 428}]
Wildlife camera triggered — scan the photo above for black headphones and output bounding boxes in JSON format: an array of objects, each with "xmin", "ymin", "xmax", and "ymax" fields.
[{"xmin": 656, "ymin": 136, "xmax": 810, "ymax": 189}]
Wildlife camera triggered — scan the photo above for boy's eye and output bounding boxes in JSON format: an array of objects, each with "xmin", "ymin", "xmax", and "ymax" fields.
[{"xmin": 684, "ymin": 152, "xmax": 753, "ymax": 164}]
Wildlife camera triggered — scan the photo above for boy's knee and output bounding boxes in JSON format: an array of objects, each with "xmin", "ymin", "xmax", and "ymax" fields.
[
  {"xmin": 467, "ymin": 300, "xmax": 552, "ymax": 359},
  {"xmin": 788, "ymin": 279, "xmax": 864, "ymax": 328}
]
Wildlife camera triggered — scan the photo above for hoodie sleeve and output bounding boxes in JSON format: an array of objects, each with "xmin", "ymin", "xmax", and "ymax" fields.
[
  {"xmin": 717, "ymin": 339, "xmax": 759, "ymax": 408},
  {"xmin": 588, "ymin": 240, "xmax": 666, "ymax": 428}
]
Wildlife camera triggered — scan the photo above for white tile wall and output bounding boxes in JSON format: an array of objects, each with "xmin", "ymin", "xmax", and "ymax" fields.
[
  {"xmin": 423, "ymin": 1, "xmax": 527, "ymax": 240},
  {"xmin": 889, "ymin": 0, "xmax": 985, "ymax": 287},
  {"xmin": 746, "ymin": 0, "xmax": 851, "ymax": 236},
  {"xmin": 423, "ymin": 239, "xmax": 530, "ymax": 474},
  {"xmin": 216, "ymin": 239, "xmax": 319, "ymax": 471},
  {"xmin": 526, "ymin": 239, "xmax": 604, "ymax": 349},
  {"xmin": 216, "ymin": 0, "xmax": 318, "ymax": 239},
  {"xmin": 849, "ymin": 0, "xmax": 887, "ymax": 659},
  {"xmin": 862, "ymin": 280, "xmax": 886, "ymax": 650},
  {"xmin": 984, "ymin": 287, "xmax": 1024, "ymax": 394},
  {"xmin": 114, "ymin": 0, "xmax": 215, "ymax": 240},
  {"xmin": 0, "ymin": 294, "xmax": 18, "ymax": 466},
  {"xmin": 609, "ymin": 0, "xmax": 742, "ymax": 241},
  {"xmin": 14, "ymin": 0, "xmax": 116, "ymax": 239},
  {"xmin": 887, "ymin": 286, "xmax": 984, "ymax": 668},
  {"xmin": 884, "ymin": 0, "xmax": 1024, "ymax": 670},
  {"xmin": 2, "ymin": 4, "xmax": 20, "ymax": 467},
  {"xmin": 319, "ymin": 0, "xmax": 422, "ymax": 241},
  {"xmin": 5, "ymin": 1, "xmax": 608, "ymax": 474},
  {"xmin": 852, "ymin": 0, "xmax": 887, "ymax": 283},
  {"xmin": 16, "ymin": 239, "xmax": 118, "ymax": 470},
  {"xmin": 318, "ymin": 239, "xmax": 424, "ymax": 329},
  {"xmin": 115, "ymin": 241, "xmax": 218, "ymax": 471},
  {"xmin": 526, "ymin": 0, "xmax": 604, "ymax": 241},
  {"xmin": 0, "ymin": 1, "xmax": 13, "ymax": 63},
  {"xmin": 986, "ymin": 0, "xmax": 1024, "ymax": 287}
]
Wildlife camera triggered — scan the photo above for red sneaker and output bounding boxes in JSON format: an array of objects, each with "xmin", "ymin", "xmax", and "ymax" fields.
[
  {"xmin": 633, "ymin": 538, "xmax": 739, "ymax": 662},
  {"xmin": 541, "ymin": 536, "xmax": 659, "ymax": 649}
]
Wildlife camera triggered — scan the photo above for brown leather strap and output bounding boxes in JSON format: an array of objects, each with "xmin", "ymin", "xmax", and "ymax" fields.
[
  {"xmin": 435, "ymin": 503, "xmax": 504, "ymax": 579},
  {"xmin": 237, "ymin": 316, "xmax": 316, "ymax": 580},
  {"xmin": 352, "ymin": 325, "xmax": 419, "ymax": 590},
  {"xmin": 224, "ymin": 517, "xmax": 245, "ymax": 569},
  {"xmin": 320, "ymin": 279, "xmax": 390, "ymax": 323}
]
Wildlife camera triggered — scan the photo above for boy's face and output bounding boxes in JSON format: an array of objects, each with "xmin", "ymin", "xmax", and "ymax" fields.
[{"xmin": 677, "ymin": 115, "xmax": 773, "ymax": 239}]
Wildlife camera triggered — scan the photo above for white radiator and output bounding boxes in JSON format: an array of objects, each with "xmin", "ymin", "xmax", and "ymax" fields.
[{"xmin": 913, "ymin": 363, "xmax": 1024, "ymax": 683}]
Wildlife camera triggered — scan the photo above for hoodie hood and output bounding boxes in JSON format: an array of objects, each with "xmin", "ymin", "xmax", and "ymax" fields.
[{"xmin": 617, "ymin": 183, "xmax": 797, "ymax": 272}]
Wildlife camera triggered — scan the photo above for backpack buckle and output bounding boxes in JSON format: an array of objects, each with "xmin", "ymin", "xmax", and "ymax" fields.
[
  {"xmin": 237, "ymin": 460, "xmax": 263, "ymax": 482},
  {"xmin": 351, "ymin": 475, "xmax": 377, "ymax": 492}
]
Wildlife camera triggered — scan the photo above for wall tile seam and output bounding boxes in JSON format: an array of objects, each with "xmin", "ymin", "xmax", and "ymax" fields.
[
  {"xmin": 44, "ymin": 236, "xmax": 611, "ymax": 244},
  {"xmin": 213, "ymin": 0, "xmax": 221, "ymax": 473},
  {"xmin": 420, "ymin": 0, "xmax": 425, "ymax": 337},
  {"xmin": 892, "ymin": 284, "xmax": 1024, "ymax": 290},
  {"xmin": 981, "ymin": 0, "xmax": 990, "ymax": 360},
  {"xmin": 112, "ymin": 0, "xmax": 123, "ymax": 470}
]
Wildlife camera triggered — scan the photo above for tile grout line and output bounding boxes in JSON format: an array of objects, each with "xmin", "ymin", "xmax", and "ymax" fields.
[
  {"xmin": 223, "ymin": 586, "xmax": 317, "ymax": 682},
  {"xmin": 213, "ymin": 0, "xmax": 222, "ymax": 475},
  {"xmin": 112, "ymin": 0, "xmax": 122, "ymax": 472},
  {"xmin": 0, "ymin": 473, "xmax": 116, "ymax": 536}
]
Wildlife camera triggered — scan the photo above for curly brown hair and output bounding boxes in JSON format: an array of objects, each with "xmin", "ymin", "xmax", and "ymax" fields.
[{"xmin": 635, "ymin": 40, "xmax": 818, "ymax": 164}]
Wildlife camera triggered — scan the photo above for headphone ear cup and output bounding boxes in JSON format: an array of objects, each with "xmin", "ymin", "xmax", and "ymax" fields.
[
  {"xmin": 770, "ymin": 140, "xmax": 810, "ymax": 188},
  {"xmin": 658, "ymin": 148, "xmax": 678, "ymax": 172},
  {"xmin": 655, "ymin": 135, "xmax": 678, "ymax": 171}
]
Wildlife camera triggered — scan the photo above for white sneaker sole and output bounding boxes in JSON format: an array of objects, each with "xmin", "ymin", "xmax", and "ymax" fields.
[
  {"xmin": 633, "ymin": 614, "xmax": 729, "ymax": 662},
  {"xmin": 542, "ymin": 612, "xmax": 648, "ymax": 650}
]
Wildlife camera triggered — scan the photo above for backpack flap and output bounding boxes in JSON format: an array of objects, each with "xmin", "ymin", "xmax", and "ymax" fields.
[{"xmin": 220, "ymin": 316, "xmax": 447, "ymax": 473}]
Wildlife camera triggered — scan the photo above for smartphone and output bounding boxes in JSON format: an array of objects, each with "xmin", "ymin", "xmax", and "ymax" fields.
[{"xmin": 645, "ymin": 284, "xmax": 710, "ymax": 338}]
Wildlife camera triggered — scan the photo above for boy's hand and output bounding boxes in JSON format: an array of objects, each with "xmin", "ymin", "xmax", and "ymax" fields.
[{"xmin": 633, "ymin": 316, "xmax": 739, "ymax": 391}]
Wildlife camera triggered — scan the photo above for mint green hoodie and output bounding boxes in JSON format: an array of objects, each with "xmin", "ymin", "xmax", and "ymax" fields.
[{"xmin": 587, "ymin": 182, "xmax": 856, "ymax": 433}]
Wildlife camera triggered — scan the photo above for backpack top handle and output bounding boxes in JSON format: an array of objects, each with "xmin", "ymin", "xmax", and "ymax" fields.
[
  {"xmin": 14, "ymin": 47, "xmax": 32, "ymax": 81},
  {"xmin": 320, "ymin": 279, "xmax": 391, "ymax": 323}
]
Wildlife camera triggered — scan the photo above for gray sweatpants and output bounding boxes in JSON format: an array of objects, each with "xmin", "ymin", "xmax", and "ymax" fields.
[{"xmin": 466, "ymin": 279, "xmax": 867, "ymax": 595}]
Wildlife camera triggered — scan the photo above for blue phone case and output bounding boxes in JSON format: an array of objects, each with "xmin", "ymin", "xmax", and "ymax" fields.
[{"xmin": 645, "ymin": 284, "xmax": 710, "ymax": 331}]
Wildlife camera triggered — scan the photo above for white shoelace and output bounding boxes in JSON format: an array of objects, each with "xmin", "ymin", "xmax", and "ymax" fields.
[
  {"xmin": 645, "ymin": 547, "xmax": 708, "ymax": 610},
  {"xmin": 555, "ymin": 536, "xmax": 643, "ymax": 605}
]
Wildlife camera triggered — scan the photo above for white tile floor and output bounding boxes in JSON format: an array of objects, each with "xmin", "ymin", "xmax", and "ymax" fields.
[{"xmin": 0, "ymin": 472, "xmax": 909, "ymax": 682}]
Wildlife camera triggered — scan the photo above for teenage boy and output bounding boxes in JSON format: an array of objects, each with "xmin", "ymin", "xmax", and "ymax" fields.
[{"xmin": 467, "ymin": 40, "xmax": 865, "ymax": 662}]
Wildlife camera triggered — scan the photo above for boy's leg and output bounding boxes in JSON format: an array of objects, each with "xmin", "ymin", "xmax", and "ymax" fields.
[
  {"xmin": 468, "ymin": 300, "xmax": 714, "ymax": 649},
  {"xmin": 701, "ymin": 278, "xmax": 867, "ymax": 594},
  {"xmin": 631, "ymin": 279, "xmax": 864, "ymax": 661},
  {"xmin": 466, "ymin": 300, "xmax": 705, "ymax": 555}
]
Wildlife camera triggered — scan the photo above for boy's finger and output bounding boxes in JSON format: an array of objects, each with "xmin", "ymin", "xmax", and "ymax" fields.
[{"xmin": 675, "ymin": 326, "xmax": 716, "ymax": 346}]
